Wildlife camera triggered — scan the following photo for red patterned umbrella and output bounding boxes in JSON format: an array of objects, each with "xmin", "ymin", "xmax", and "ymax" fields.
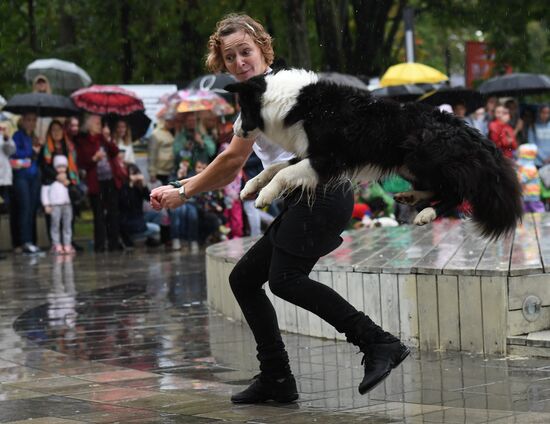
[{"xmin": 71, "ymin": 85, "xmax": 144, "ymax": 115}]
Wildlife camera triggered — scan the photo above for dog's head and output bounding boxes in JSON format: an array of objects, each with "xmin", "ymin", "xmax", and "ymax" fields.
[{"xmin": 225, "ymin": 75, "xmax": 267, "ymax": 139}]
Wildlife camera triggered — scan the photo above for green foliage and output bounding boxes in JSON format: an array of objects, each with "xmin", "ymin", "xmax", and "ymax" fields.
[{"xmin": 0, "ymin": 0, "xmax": 548, "ymax": 98}]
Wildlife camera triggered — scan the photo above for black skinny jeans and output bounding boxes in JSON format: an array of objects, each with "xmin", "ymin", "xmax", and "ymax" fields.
[{"xmin": 229, "ymin": 183, "xmax": 373, "ymax": 378}]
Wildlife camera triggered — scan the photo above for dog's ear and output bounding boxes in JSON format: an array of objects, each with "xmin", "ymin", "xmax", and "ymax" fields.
[{"xmin": 224, "ymin": 83, "xmax": 244, "ymax": 93}]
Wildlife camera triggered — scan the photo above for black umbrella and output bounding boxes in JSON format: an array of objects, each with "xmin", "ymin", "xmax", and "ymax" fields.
[
  {"xmin": 418, "ymin": 86, "xmax": 485, "ymax": 113},
  {"xmin": 371, "ymin": 84, "xmax": 424, "ymax": 102},
  {"xmin": 4, "ymin": 93, "xmax": 77, "ymax": 116},
  {"xmin": 318, "ymin": 72, "xmax": 369, "ymax": 90},
  {"xmin": 478, "ymin": 73, "xmax": 550, "ymax": 97},
  {"xmin": 105, "ymin": 110, "xmax": 152, "ymax": 140},
  {"xmin": 186, "ymin": 73, "xmax": 237, "ymax": 103}
]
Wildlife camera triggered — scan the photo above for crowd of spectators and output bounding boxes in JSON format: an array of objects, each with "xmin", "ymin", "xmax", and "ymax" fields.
[
  {"xmin": 0, "ymin": 81, "xmax": 278, "ymax": 257},
  {"xmin": 0, "ymin": 76, "xmax": 549, "ymax": 257}
]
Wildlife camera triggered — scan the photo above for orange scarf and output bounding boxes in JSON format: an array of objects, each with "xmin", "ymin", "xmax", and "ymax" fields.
[{"xmin": 43, "ymin": 133, "xmax": 80, "ymax": 185}]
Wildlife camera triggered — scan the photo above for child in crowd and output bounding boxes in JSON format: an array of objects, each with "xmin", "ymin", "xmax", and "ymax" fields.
[
  {"xmin": 41, "ymin": 155, "xmax": 75, "ymax": 254},
  {"xmin": 489, "ymin": 105, "xmax": 518, "ymax": 159}
]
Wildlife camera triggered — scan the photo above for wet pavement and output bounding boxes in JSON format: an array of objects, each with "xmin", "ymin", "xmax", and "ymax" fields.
[{"xmin": 1, "ymin": 250, "xmax": 550, "ymax": 423}]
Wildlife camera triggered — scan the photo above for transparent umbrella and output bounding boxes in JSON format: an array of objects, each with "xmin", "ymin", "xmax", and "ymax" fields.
[{"xmin": 25, "ymin": 58, "xmax": 92, "ymax": 91}]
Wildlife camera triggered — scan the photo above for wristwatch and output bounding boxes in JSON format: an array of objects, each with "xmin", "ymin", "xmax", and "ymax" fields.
[{"xmin": 168, "ymin": 181, "xmax": 188, "ymax": 199}]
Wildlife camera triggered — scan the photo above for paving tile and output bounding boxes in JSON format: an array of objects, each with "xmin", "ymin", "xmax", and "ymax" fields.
[
  {"xmin": 75, "ymin": 369, "xmax": 159, "ymax": 383},
  {"xmin": 5, "ymin": 418, "xmax": 86, "ymax": 423},
  {"xmin": 67, "ymin": 387, "xmax": 159, "ymax": 403}
]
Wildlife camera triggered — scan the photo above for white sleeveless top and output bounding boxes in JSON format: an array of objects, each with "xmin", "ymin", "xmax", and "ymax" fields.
[{"xmin": 233, "ymin": 114, "xmax": 295, "ymax": 168}]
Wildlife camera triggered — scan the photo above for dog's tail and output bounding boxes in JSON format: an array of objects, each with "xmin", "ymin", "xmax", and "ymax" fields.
[{"xmin": 465, "ymin": 133, "xmax": 523, "ymax": 240}]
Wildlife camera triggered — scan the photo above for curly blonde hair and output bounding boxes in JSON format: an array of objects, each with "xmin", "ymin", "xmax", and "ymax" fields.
[{"xmin": 206, "ymin": 13, "xmax": 274, "ymax": 73}]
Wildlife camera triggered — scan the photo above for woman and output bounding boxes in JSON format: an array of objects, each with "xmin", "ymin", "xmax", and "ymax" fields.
[
  {"xmin": 10, "ymin": 113, "xmax": 42, "ymax": 254},
  {"xmin": 40, "ymin": 120, "xmax": 80, "ymax": 252},
  {"xmin": 113, "ymin": 119, "xmax": 136, "ymax": 165},
  {"xmin": 75, "ymin": 115, "xmax": 123, "ymax": 252},
  {"xmin": 151, "ymin": 13, "xmax": 408, "ymax": 403}
]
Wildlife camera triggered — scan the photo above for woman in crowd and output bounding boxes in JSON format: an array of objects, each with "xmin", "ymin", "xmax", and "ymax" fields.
[
  {"xmin": 75, "ymin": 115, "xmax": 124, "ymax": 252},
  {"xmin": 40, "ymin": 120, "xmax": 81, "ymax": 250},
  {"xmin": 148, "ymin": 114, "xmax": 176, "ymax": 185},
  {"xmin": 151, "ymin": 13, "xmax": 408, "ymax": 404},
  {"xmin": 32, "ymin": 75, "xmax": 53, "ymax": 145},
  {"xmin": 113, "ymin": 119, "xmax": 136, "ymax": 165},
  {"xmin": 0, "ymin": 122, "xmax": 16, "ymax": 259},
  {"xmin": 10, "ymin": 113, "xmax": 42, "ymax": 254}
]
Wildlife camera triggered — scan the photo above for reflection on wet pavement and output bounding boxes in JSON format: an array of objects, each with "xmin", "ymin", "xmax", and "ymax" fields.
[{"xmin": 0, "ymin": 251, "xmax": 549, "ymax": 422}]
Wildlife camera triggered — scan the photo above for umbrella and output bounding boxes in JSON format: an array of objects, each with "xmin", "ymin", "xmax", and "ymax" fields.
[
  {"xmin": 3, "ymin": 93, "xmax": 78, "ymax": 116},
  {"xmin": 0, "ymin": 95, "xmax": 6, "ymax": 109},
  {"xmin": 25, "ymin": 58, "xmax": 92, "ymax": 91},
  {"xmin": 318, "ymin": 72, "xmax": 369, "ymax": 90},
  {"xmin": 418, "ymin": 86, "xmax": 484, "ymax": 113},
  {"xmin": 478, "ymin": 73, "xmax": 550, "ymax": 97},
  {"xmin": 380, "ymin": 62, "xmax": 448, "ymax": 87},
  {"xmin": 104, "ymin": 111, "xmax": 151, "ymax": 140},
  {"xmin": 71, "ymin": 85, "xmax": 144, "ymax": 115},
  {"xmin": 161, "ymin": 89, "xmax": 234, "ymax": 116},
  {"xmin": 371, "ymin": 84, "xmax": 424, "ymax": 102},
  {"xmin": 187, "ymin": 73, "xmax": 237, "ymax": 103}
]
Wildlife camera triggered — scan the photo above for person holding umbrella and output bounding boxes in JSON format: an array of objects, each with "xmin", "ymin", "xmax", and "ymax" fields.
[
  {"xmin": 10, "ymin": 113, "xmax": 42, "ymax": 254},
  {"xmin": 151, "ymin": 13, "xmax": 409, "ymax": 404},
  {"xmin": 32, "ymin": 75, "xmax": 53, "ymax": 145},
  {"xmin": 75, "ymin": 114, "xmax": 124, "ymax": 252}
]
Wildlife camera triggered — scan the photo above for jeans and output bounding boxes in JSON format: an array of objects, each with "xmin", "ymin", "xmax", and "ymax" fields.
[
  {"xmin": 169, "ymin": 203, "xmax": 198, "ymax": 242},
  {"xmin": 132, "ymin": 222, "xmax": 160, "ymax": 241},
  {"xmin": 12, "ymin": 172, "xmax": 41, "ymax": 245}
]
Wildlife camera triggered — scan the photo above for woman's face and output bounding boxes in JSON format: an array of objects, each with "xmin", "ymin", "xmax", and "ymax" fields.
[
  {"xmin": 116, "ymin": 121, "xmax": 127, "ymax": 138},
  {"xmin": 540, "ymin": 107, "xmax": 550, "ymax": 123},
  {"xmin": 50, "ymin": 123, "xmax": 64, "ymax": 142},
  {"xmin": 220, "ymin": 30, "xmax": 267, "ymax": 81},
  {"xmin": 21, "ymin": 114, "xmax": 37, "ymax": 134},
  {"xmin": 87, "ymin": 115, "xmax": 102, "ymax": 135}
]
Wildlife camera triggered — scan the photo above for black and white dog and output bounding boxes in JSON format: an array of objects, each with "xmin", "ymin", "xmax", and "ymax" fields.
[{"xmin": 225, "ymin": 69, "xmax": 523, "ymax": 239}]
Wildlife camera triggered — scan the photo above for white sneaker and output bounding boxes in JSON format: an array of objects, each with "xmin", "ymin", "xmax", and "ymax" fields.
[
  {"xmin": 171, "ymin": 239, "xmax": 181, "ymax": 251},
  {"xmin": 190, "ymin": 241, "xmax": 199, "ymax": 254},
  {"xmin": 22, "ymin": 243, "xmax": 41, "ymax": 254}
]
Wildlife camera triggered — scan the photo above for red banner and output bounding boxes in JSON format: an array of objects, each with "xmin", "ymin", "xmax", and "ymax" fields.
[{"xmin": 465, "ymin": 41, "xmax": 495, "ymax": 88}]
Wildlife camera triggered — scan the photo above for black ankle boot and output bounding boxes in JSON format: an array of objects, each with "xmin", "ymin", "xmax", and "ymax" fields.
[
  {"xmin": 358, "ymin": 340, "xmax": 410, "ymax": 394},
  {"xmin": 346, "ymin": 314, "xmax": 410, "ymax": 395},
  {"xmin": 231, "ymin": 374, "xmax": 299, "ymax": 404}
]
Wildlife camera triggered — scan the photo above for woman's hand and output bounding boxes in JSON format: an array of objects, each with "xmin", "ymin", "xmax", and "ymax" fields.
[{"xmin": 150, "ymin": 185, "xmax": 186, "ymax": 210}]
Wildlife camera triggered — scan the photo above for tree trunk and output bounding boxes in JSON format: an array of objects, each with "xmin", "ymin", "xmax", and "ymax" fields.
[
  {"xmin": 314, "ymin": 0, "xmax": 346, "ymax": 71},
  {"xmin": 352, "ymin": 0, "xmax": 396, "ymax": 76},
  {"xmin": 179, "ymin": 0, "xmax": 202, "ymax": 82},
  {"xmin": 27, "ymin": 0, "xmax": 37, "ymax": 52},
  {"xmin": 283, "ymin": 0, "xmax": 311, "ymax": 68},
  {"xmin": 120, "ymin": 0, "xmax": 134, "ymax": 83}
]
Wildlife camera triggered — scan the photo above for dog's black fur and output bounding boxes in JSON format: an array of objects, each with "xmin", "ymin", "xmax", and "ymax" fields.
[{"xmin": 227, "ymin": 72, "xmax": 523, "ymax": 239}]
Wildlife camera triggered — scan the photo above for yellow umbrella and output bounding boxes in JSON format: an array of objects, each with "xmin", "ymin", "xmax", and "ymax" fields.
[{"xmin": 380, "ymin": 62, "xmax": 448, "ymax": 87}]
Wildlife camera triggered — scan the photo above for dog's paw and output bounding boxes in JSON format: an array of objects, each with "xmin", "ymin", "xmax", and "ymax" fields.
[
  {"xmin": 413, "ymin": 207, "xmax": 437, "ymax": 226},
  {"xmin": 240, "ymin": 178, "xmax": 260, "ymax": 200},
  {"xmin": 255, "ymin": 187, "xmax": 277, "ymax": 208}
]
